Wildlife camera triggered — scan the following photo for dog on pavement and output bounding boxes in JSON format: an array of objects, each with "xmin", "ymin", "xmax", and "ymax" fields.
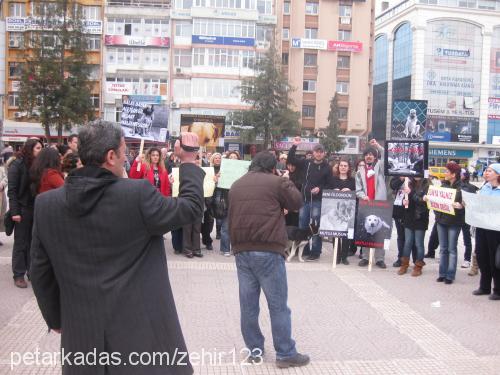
[
  {"xmin": 364, "ymin": 215, "xmax": 391, "ymax": 236},
  {"xmin": 404, "ymin": 109, "xmax": 421, "ymax": 138},
  {"xmin": 285, "ymin": 222, "xmax": 319, "ymax": 262}
]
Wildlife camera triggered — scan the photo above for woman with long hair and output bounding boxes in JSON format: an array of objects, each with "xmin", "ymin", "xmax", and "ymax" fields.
[
  {"xmin": 61, "ymin": 152, "xmax": 83, "ymax": 178},
  {"xmin": 130, "ymin": 147, "xmax": 171, "ymax": 197},
  {"xmin": 30, "ymin": 147, "xmax": 64, "ymax": 195},
  {"xmin": 8, "ymin": 138, "xmax": 43, "ymax": 288}
]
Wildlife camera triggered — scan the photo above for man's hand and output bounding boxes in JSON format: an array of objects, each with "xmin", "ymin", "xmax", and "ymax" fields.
[
  {"xmin": 369, "ymin": 139, "xmax": 380, "ymax": 148},
  {"xmin": 174, "ymin": 132, "xmax": 199, "ymax": 164},
  {"xmin": 311, "ymin": 187, "xmax": 320, "ymax": 195},
  {"xmin": 341, "ymin": 188, "xmax": 351, "ymax": 192},
  {"xmin": 12, "ymin": 215, "xmax": 21, "ymax": 223},
  {"xmin": 292, "ymin": 136, "xmax": 301, "ymax": 146},
  {"xmin": 362, "ymin": 196, "xmax": 370, "ymax": 201}
]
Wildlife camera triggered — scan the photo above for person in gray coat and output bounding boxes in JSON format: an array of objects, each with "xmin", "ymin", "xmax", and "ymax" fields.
[
  {"xmin": 30, "ymin": 121, "xmax": 204, "ymax": 375},
  {"xmin": 355, "ymin": 139, "xmax": 388, "ymax": 268}
]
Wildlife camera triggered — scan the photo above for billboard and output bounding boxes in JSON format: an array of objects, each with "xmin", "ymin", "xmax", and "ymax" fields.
[
  {"xmin": 384, "ymin": 140, "xmax": 428, "ymax": 177},
  {"xmin": 327, "ymin": 41, "xmax": 362, "ymax": 53},
  {"xmin": 120, "ymin": 95, "xmax": 169, "ymax": 142},
  {"xmin": 180, "ymin": 114, "xmax": 225, "ymax": 149},
  {"xmin": 105, "ymin": 35, "xmax": 170, "ymax": 48},
  {"xmin": 391, "ymin": 100, "xmax": 427, "ymax": 140},
  {"xmin": 425, "ymin": 116, "xmax": 479, "ymax": 143},
  {"xmin": 191, "ymin": 35, "xmax": 255, "ymax": 47},
  {"xmin": 291, "ymin": 38, "xmax": 327, "ymax": 50}
]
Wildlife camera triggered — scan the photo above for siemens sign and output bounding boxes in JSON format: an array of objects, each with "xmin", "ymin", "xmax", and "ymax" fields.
[
  {"xmin": 192, "ymin": 35, "xmax": 255, "ymax": 47},
  {"xmin": 429, "ymin": 149, "xmax": 473, "ymax": 158}
]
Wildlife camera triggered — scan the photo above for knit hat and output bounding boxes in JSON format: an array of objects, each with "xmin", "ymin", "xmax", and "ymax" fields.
[
  {"xmin": 489, "ymin": 163, "xmax": 500, "ymax": 175},
  {"xmin": 445, "ymin": 162, "xmax": 461, "ymax": 175},
  {"xmin": 313, "ymin": 144, "xmax": 325, "ymax": 152}
]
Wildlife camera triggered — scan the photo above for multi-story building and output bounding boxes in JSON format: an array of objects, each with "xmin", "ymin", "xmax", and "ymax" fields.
[
  {"xmin": 279, "ymin": 0, "xmax": 374, "ymax": 144},
  {"xmin": 374, "ymin": 0, "xmax": 500, "ymax": 167},
  {"xmin": 2, "ymin": 0, "xmax": 104, "ymax": 143},
  {"xmin": 0, "ymin": 6, "xmax": 5, "ymax": 138}
]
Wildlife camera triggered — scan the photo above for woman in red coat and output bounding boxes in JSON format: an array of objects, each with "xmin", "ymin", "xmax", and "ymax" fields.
[
  {"xmin": 130, "ymin": 147, "xmax": 171, "ymax": 197},
  {"xmin": 30, "ymin": 147, "xmax": 64, "ymax": 195}
]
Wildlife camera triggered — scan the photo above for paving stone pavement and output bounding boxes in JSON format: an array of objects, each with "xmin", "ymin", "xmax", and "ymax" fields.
[{"xmin": 1, "ymin": 222, "xmax": 500, "ymax": 375}]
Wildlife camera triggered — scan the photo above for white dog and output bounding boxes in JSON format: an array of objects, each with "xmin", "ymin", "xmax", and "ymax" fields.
[
  {"xmin": 364, "ymin": 215, "xmax": 391, "ymax": 236},
  {"xmin": 404, "ymin": 109, "xmax": 421, "ymax": 138}
]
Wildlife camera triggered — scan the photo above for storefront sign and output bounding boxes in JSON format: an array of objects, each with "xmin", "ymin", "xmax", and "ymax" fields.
[
  {"xmin": 83, "ymin": 20, "xmax": 103, "ymax": 34},
  {"xmin": 429, "ymin": 148, "xmax": 473, "ymax": 158},
  {"xmin": 327, "ymin": 40, "xmax": 362, "ymax": 53},
  {"xmin": 105, "ymin": 35, "xmax": 170, "ymax": 48},
  {"xmin": 291, "ymin": 38, "xmax": 327, "ymax": 50},
  {"xmin": 192, "ymin": 35, "xmax": 254, "ymax": 47},
  {"xmin": 257, "ymin": 14, "xmax": 277, "ymax": 24},
  {"xmin": 170, "ymin": 9, "xmax": 192, "ymax": 19},
  {"xmin": 106, "ymin": 82, "xmax": 134, "ymax": 95}
]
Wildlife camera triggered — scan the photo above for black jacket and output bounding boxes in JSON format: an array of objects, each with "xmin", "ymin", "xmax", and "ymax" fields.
[
  {"xmin": 327, "ymin": 175, "xmax": 355, "ymax": 191},
  {"xmin": 7, "ymin": 157, "xmax": 35, "ymax": 216},
  {"xmin": 402, "ymin": 179, "xmax": 430, "ymax": 230},
  {"xmin": 390, "ymin": 177, "xmax": 405, "ymax": 219},
  {"xmin": 288, "ymin": 145, "xmax": 331, "ymax": 201},
  {"xmin": 435, "ymin": 180, "xmax": 465, "ymax": 226},
  {"xmin": 30, "ymin": 165, "xmax": 204, "ymax": 375}
]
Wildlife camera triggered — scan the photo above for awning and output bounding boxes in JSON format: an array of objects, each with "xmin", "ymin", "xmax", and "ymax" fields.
[{"xmin": 2, "ymin": 120, "xmax": 76, "ymax": 140}]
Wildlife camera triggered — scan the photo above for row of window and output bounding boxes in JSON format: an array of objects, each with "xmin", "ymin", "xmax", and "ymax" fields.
[
  {"xmin": 174, "ymin": 48, "xmax": 264, "ymax": 68},
  {"xmin": 107, "ymin": 18, "xmax": 169, "ymax": 38},
  {"xmin": 9, "ymin": 2, "xmax": 101, "ymax": 19},
  {"xmin": 177, "ymin": 0, "xmax": 272, "ymax": 12},
  {"xmin": 282, "ymin": 29, "xmax": 352, "ymax": 42},
  {"xmin": 8, "ymin": 32, "xmax": 101, "ymax": 50},
  {"xmin": 302, "ymin": 105, "xmax": 348, "ymax": 119},
  {"xmin": 9, "ymin": 62, "xmax": 100, "ymax": 80},
  {"xmin": 302, "ymin": 80, "xmax": 349, "ymax": 94},
  {"xmin": 173, "ymin": 78, "xmax": 241, "ymax": 99},
  {"xmin": 106, "ymin": 48, "xmax": 169, "ymax": 66},
  {"xmin": 283, "ymin": 2, "xmax": 352, "ymax": 16},
  {"xmin": 8, "ymin": 93, "xmax": 99, "ymax": 108},
  {"xmin": 280, "ymin": 53, "xmax": 350, "ymax": 69},
  {"xmin": 106, "ymin": 77, "xmax": 168, "ymax": 96},
  {"xmin": 193, "ymin": 19, "xmax": 256, "ymax": 38}
]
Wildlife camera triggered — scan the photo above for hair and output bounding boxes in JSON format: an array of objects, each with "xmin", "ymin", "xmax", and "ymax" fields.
[
  {"xmin": 68, "ymin": 134, "xmax": 78, "ymax": 144},
  {"xmin": 62, "ymin": 152, "xmax": 80, "ymax": 174},
  {"xmin": 249, "ymin": 151, "xmax": 277, "ymax": 173},
  {"xmin": 78, "ymin": 120, "xmax": 124, "ymax": 167},
  {"xmin": 363, "ymin": 147, "xmax": 378, "ymax": 158},
  {"xmin": 337, "ymin": 157, "xmax": 353, "ymax": 177},
  {"xmin": 30, "ymin": 147, "xmax": 61, "ymax": 195},
  {"xmin": 56, "ymin": 144, "xmax": 70, "ymax": 156},
  {"xmin": 331, "ymin": 162, "xmax": 339, "ymax": 177},
  {"xmin": 355, "ymin": 159, "xmax": 366, "ymax": 171},
  {"xmin": 16, "ymin": 138, "xmax": 43, "ymax": 168},
  {"xmin": 227, "ymin": 151, "xmax": 240, "ymax": 160},
  {"xmin": 144, "ymin": 147, "xmax": 165, "ymax": 173},
  {"xmin": 210, "ymin": 152, "xmax": 222, "ymax": 166},
  {"xmin": 445, "ymin": 162, "xmax": 461, "ymax": 182}
]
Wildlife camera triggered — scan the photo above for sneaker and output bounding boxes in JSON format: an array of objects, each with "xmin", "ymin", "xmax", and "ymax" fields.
[
  {"xmin": 436, "ymin": 277, "xmax": 445, "ymax": 282},
  {"xmin": 223, "ymin": 252, "xmax": 231, "ymax": 257},
  {"xmin": 306, "ymin": 254, "xmax": 320, "ymax": 262},
  {"xmin": 376, "ymin": 261, "xmax": 387, "ymax": 269},
  {"xmin": 341, "ymin": 258, "xmax": 350, "ymax": 265},
  {"xmin": 193, "ymin": 251, "xmax": 203, "ymax": 258},
  {"xmin": 276, "ymin": 353, "xmax": 310, "ymax": 369},
  {"xmin": 358, "ymin": 259, "xmax": 369, "ymax": 267},
  {"xmin": 461, "ymin": 261, "xmax": 471, "ymax": 268},
  {"xmin": 392, "ymin": 259, "xmax": 401, "ymax": 268}
]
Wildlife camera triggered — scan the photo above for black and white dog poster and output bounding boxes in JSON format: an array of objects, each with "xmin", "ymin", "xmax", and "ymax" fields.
[
  {"xmin": 384, "ymin": 140, "xmax": 429, "ymax": 177},
  {"xmin": 391, "ymin": 100, "xmax": 427, "ymax": 140},
  {"xmin": 319, "ymin": 190, "xmax": 356, "ymax": 239},
  {"xmin": 354, "ymin": 200, "xmax": 393, "ymax": 249}
]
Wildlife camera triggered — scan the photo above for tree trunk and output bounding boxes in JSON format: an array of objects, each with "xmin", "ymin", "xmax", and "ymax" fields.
[
  {"xmin": 264, "ymin": 126, "xmax": 270, "ymax": 149},
  {"xmin": 57, "ymin": 123, "xmax": 63, "ymax": 144},
  {"xmin": 43, "ymin": 122, "xmax": 51, "ymax": 145}
]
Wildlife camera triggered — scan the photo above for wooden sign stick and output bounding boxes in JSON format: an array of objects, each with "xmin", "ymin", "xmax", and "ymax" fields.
[
  {"xmin": 332, "ymin": 238, "xmax": 338, "ymax": 270},
  {"xmin": 136, "ymin": 139, "xmax": 144, "ymax": 172},
  {"xmin": 368, "ymin": 248, "xmax": 374, "ymax": 272}
]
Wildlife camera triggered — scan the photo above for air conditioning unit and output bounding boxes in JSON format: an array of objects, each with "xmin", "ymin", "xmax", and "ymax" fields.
[
  {"xmin": 176, "ymin": 67, "xmax": 182, "ymax": 74},
  {"xmin": 171, "ymin": 130, "xmax": 178, "ymax": 136},
  {"xmin": 14, "ymin": 112, "xmax": 23, "ymax": 118},
  {"xmin": 340, "ymin": 16, "xmax": 351, "ymax": 25},
  {"xmin": 317, "ymin": 131, "xmax": 326, "ymax": 138},
  {"xmin": 9, "ymin": 40, "xmax": 20, "ymax": 48},
  {"xmin": 170, "ymin": 102, "xmax": 179, "ymax": 109}
]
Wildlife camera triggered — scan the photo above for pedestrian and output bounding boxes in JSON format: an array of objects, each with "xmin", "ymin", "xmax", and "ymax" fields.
[
  {"xmin": 355, "ymin": 139, "xmax": 388, "ymax": 268},
  {"xmin": 130, "ymin": 147, "xmax": 171, "ymax": 197},
  {"xmin": 284, "ymin": 162, "xmax": 302, "ymax": 227},
  {"xmin": 62, "ymin": 152, "xmax": 83, "ymax": 178},
  {"xmin": 397, "ymin": 177, "xmax": 430, "ymax": 276},
  {"xmin": 67, "ymin": 134, "xmax": 78, "ymax": 153},
  {"xmin": 429, "ymin": 162, "xmax": 465, "ymax": 284},
  {"xmin": 287, "ymin": 137, "xmax": 331, "ymax": 261},
  {"xmin": 0, "ymin": 159, "xmax": 8, "ymax": 246},
  {"xmin": 8, "ymin": 138, "xmax": 43, "ymax": 288},
  {"xmin": 228, "ymin": 151, "xmax": 310, "ymax": 368},
  {"xmin": 459, "ymin": 169, "xmax": 478, "ymax": 269},
  {"xmin": 30, "ymin": 122, "xmax": 204, "ymax": 374},
  {"xmin": 471, "ymin": 163, "xmax": 500, "ymax": 300},
  {"xmin": 30, "ymin": 147, "xmax": 64, "ymax": 195},
  {"xmin": 201, "ymin": 153, "xmax": 222, "ymax": 251}
]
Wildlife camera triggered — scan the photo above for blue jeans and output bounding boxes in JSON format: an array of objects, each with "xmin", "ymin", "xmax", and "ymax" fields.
[
  {"xmin": 437, "ymin": 223, "xmax": 461, "ymax": 281},
  {"xmin": 220, "ymin": 216, "xmax": 230, "ymax": 253},
  {"xmin": 235, "ymin": 252, "xmax": 297, "ymax": 360},
  {"xmin": 403, "ymin": 228, "xmax": 425, "ymax": 261},
  {"xmin": 299, "ymin": 200, "xmax": 322, "ymax": 255}
]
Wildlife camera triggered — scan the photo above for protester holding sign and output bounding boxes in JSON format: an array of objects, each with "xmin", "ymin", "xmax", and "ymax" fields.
[
  {"xmin": 426, "ymin": 162, "xmax": 464, "ymax": 284},
  {"xmin": 130, "ymin": 147, "xmax": 171, "ymax": 197}
]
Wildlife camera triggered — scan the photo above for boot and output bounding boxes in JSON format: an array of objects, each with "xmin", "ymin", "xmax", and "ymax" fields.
[
  {"xmin": 468, "ymin": 254, "xmax": 478, "ymax": 276},
  {"xmin": 397, "ymin": 257, "xmax": 410, "ymax": 275},
  {"xmin": 411, "ymin": 260, "xmax": 425, "ymax": 277}
]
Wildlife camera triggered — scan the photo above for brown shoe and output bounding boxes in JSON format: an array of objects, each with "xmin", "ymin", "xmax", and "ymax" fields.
[
  {"xmin": 411, "ymin": 260, "xmax": 425, "ymax": 277},
  {"xmin": 468, "ymin": 254, "xmax": 478, "ymax": 276},
  {"xmin": 183, "ymin": 250, "xmax": 194, "ymax": 258},
  {"xmin": 397, "ymin": 257, "xmax": 410, "ymax": 275},
  {"xmin": 14, "ymin": 277, "xmax": 28, "ymax": 288}
]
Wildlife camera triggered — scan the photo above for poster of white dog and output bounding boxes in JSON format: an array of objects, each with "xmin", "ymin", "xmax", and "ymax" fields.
[
  {"xmin": 391, "ymin": 100, "xmax": 428, "ymax": 140},
  {"xmin": 354, "ymin": 200, "xmax": 393, "ymax": 249},
  {"xmin": 319, "ymin": 190, "xmax": 356, "ymax": 239}
]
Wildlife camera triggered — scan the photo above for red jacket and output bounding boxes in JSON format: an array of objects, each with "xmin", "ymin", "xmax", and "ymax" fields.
[
  {"xmin": 38, "ymin": 169, "xmax": 64, "ymax": 194},
  {"xmin": 130, "ymin": 160, "xmax": 171, "ymax": 197}
]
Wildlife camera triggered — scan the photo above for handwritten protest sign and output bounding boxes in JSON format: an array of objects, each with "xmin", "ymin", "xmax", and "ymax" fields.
[
  {"xmin": 218, "ymin": 159, "xmax": 251, "ymax": 189},
  {"xmin": 172, "ymin": 167, "xmax": 215, "ymax": 198},
  {"xmin": 462, "ymin": 191, "xmax": 500, "ymax": 231},
  {"xmin": 426, "ymin": 185, "xmax": 456, "ymax": 215}
]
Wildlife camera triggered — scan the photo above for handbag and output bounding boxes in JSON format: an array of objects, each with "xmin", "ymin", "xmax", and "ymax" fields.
[
  {"xmin": 210, "ymin": 190, "xmax": 228, "ymax": 219},
  {"xmin": 495, "ymin": 244, "xmax": 500, "ymax": 270},
  {"xmin": 4, "ymin": 211, "xmax": 14, "ymax": 236}
]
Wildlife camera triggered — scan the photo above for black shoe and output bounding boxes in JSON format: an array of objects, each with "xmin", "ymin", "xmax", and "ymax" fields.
[
  {"xmin": 424, "ymin": 253, "xmax": 435, "ymax": 259},
  {"xmin": 216, "ymin": 234, "xmax": 221, "ymax": 240},
  {"xmin": 489, "ymin": 294, "xmax": 500, "ymax": 301},
  {"xmin": 276, "ymin": 353, "xmax": 310, "ymax": 369},
  {"xmin": 341, "ymin": 258, "xmax": 349, "ymax": 265},
  {"xmin": 472, "ymin": 288, "xmax": 490, "ymax": 296},
  {"xmin": 444, "ymin": 279, "xmax": 453, "ymax": 284},
  {"xmin": 393, "ymin": 259, "xmax": 401, "ymax": 267},
  {"xmin": 206, "ymin": 244, "xmax": 213, "ymax": 250},
  {"xmin": 376, "ymin": 261, "xmax": 387, "ymax": 269},
  {"xmin": 183, "ymin": 250, "xmax": 194, "ymax": 258},
  {"xmin": 358, "ymin": 259, "xmax": 369, "ymax": 267},
  {"xmin": 436, "ymin": 277, "xmax": 445, "ymax": 282},
  {"xmin": 174, "ymin": 250, "xmax": 182, "ymax": 255},
  {"xmin": 306, "ymin": 254, "xmax": 320, "ymax": 262},
  {"xmin": 193, "ymin": 251, "xmax": 203, "ymax": 258}
]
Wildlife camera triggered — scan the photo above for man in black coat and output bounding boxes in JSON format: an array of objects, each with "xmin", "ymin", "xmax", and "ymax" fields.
[{"xmin": 30, "ymin": 121, "xmax": 204, "ymax": 375}]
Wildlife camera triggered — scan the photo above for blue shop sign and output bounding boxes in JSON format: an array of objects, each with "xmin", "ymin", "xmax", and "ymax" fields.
[
  {"xmin": 192, "ymin": 35, "xmax": 255, "ymax": 47},
  {"xmin": 429, "ymin": 148, "xmax": 473, "ymax": 158}
]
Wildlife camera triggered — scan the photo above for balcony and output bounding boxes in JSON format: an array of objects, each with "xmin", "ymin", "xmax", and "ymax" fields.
[{"xmin": 107, "ymin": 0, "xmax": 171, "ymax": 8}]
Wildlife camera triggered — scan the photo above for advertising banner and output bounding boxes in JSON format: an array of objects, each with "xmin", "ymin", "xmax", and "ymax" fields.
[
  {"xmin": 391, "ymin": 100, "xmax": 427, "ymax": 140},
  {"xmin": 106, "ymin": 82, "xmax": 135, "ymax": 95},
  {"xmin": 218, "ymin": 159, "xmax": 251, "ymax": 189},
  {"xmin": 426, "ymin": 186, "xmax": 457, "ymax": 215},
  {"xmin": 105, "ymin": 35, "xmax": 170, "ymax": 48},
  {"xmin": 192, "ymin": 35, "xmax": 255, "ymax": 47},
  {"xmin": 120, "ymin": 95, "xmax": 168, "ymax": 142},
  {"xmin": 291, "ymin": 38, "xmax": 327, "ymax": 50},
  {"xmin": 319, "ymin": 190, "xmax": 356, "ymax": 239},
  {"xmin": 327, "ymin": 40, "xmax": 362, "ymax": 52},
  {"xmin": 354, "ymin": 200, "xmax": 393, "ymax": 249},
  {"xmin": 425, "ymin": 116, "xmax": 479, "ymax": 143},
  {"xmin": 488, "ymin": 97, "xmax": 500, "ymax": 120},
  {"xmin": 180, "ymin": 114, "xmax": 225, "ymax": 148},
  {"xmin": 385, "ymin": 140, "xmax": 428, "ymax": 177}
]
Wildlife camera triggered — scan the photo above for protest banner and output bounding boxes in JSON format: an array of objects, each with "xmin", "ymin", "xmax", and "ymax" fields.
[
  {"xmin": 171, "ymin": 167, "xmax": 215, "ymax": 198},
  {"xmin": 354, "ymin": 200, "xmax": 393, "ymax": 249},
  {"xmin": 426, "ymin": 185, "xmax": 456, "ymax": 215},
  {"xmin": 121, "ymin": 95, "xmax": 169, "ymax": 142},
  {"xmin": 384, "ymin": 140, "xmax": 428, "ymax": 177},
  {"xmin": 218, "ymin": 159, "xmax": 251, "ymax": 189},
  {"xmin": 319, "ymin": 190, "xmax": 356, "ymax": 239},
  {"xmin": 462, "ymin": 191, "xmax": 500, "ymax": 231},
  {"xmin": 180, "ymin": 114, "xmax": 225, "ymax": 149}
]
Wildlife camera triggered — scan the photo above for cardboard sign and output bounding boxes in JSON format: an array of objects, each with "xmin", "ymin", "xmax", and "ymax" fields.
[
  {"xmin": 217, "ymin": 159, "xmax": 251, "ymax": 189},
  {"xmin": 319, "ymin": 190, "xmax": 356, "ymax": 239},
  {"xmin": 426, "ymin": 185, "xmax": 456, "ymax": 215},
  {"xmin": 462, "ymin": 191, "xmax": 500, "ymax": 231},
  {"xmin": 354, "ymin": 200, "xmax": 393, "ymax": 249},
  {"xmin": 172, "ymin": 167, "xmax": 215, "ymax": 198}
]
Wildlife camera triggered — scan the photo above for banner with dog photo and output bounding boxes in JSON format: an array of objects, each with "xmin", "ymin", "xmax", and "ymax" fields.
[
  {"xmin": 391, "ymin": 100, "xmax": 428, "ymax": 140},
  {"xmin": 120, "ymin": 95, "xmax": 169, "ymax": 142},
  {"xmin": 384, "ymin": 140, "xmax": 429, "ymax": 177},
  {"xmin": 180, "ymin": 114, "xmax": 225, "ymax": 149},
  {"xmin": 354, "ymin": 200, "xmax": 393, "ymax": 249},
  {"xmin": 319, "ymin": 190, "xmax": 356, "ymax": 239}
]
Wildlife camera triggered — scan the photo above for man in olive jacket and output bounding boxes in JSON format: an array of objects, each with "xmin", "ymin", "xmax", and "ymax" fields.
[
  {"xmin": 228, "ymin": 151, "xmax": 310, "ymax": 369},
  {"xmin": 30, "ymin": 121, "xmax": 204, "ymax": 375}
]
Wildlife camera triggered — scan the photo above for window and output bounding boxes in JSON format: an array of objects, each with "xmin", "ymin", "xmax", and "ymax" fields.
[
  {"xmin": 302, "ymin": 105, "xmax": 315, "ymax": 118},
  {"xmin": 242, "ymin": 50, "xmax": 255, "ymax": 68},
  {"xmin": 91, "ymin": 94, "xmax": 100, "ymax": 108},
  {"xmin": 107, "ymin": 48, "xmax": 140, "ymax": 65},
  {"xmin": 305, "ymin": 2, "xmax": 319, "ymax": 15},
  {"xmin": 336, "ymin": 81, "xmax": 349, "ymax": 94},
  {"xmin": 282, "ymin": 28, "xmax": 289, "ymax": 40},
  {"xmin": 478, "ymin": 0, "xmax": 496, "ymax": 9},
  {"xmin": 305, "ymin": 28, "xmax": 318, "ymax": 39},
  {"xmin": 173, "ymin": 79, "xmax": 191, "ymax": 98},
  {"xmin": 143, "ymin": 78, "xmax": 167, "ymax": 95},
  {"xmin": 9, "ymin": 62, "xmax": 23, "ymax": 77},
  {"xmin": 176, "ymin": 0, "xmax": 193, "ymax": 9},
  {"xmin": 9, "ymin": 3, "xmax": 25, "ymax": 17},
  {"xmin": 82, "ymin": 6, "xmax": 100, "ymax": 19},
  {"xmin": 174, "ymin": 49, "xmax": 192, "ymax": 67},
  {"xmin": 282, "ymin": 52, "xmax": 289, "ymax": 65},
  {"xmin": 87, "ymin": 36, "xmax": 101, "ymax": 50},
  {"xmin": 9, "ymin": 33, "xmax": 24, "ymax": 48},
  {"xmin": 337, "ymin": 55, "xmax": 350, "ymax": 69},
  {"xmin": 458, "ymin": 0, "xmax": 477, "ymax": 7},
  {"xmin": 338, "ymin": 30, "xmax": 351, "ymax": 41},
  {"xmin": 303, "ymin": 80, "xmax": 316, "ymax": 92},
  {"xmin": 8, "ymin": 93, "xmax": 20, "ymax": 107},
  {"xmin": 256, "ymin": 26, "xmax": 273, "ymax": 43},
  {"xmin": 339, "ymin": 5, "xmax": 352, "ymax": 17},
  {"xmin": 374, "ymin": 35, "xmax": 388, "ymax": 84},
  {"xmin": 193, "ymin": 19, "xmax": 255, "ymax": 38},
  {"xmin": 192, "ymin": 78, "xmax": 241, "ymax": 99},
  {"xmin": 175, "ymin": 21, "xmax": 192, "ymax": 37},
  {"xmin": 144, "ymin": 19, "xmax": 169, "ymax": 37},
  {"xmin": 304, "ymin": 53, "xmax": 317, "ymax": 67},
  {"xmin": 338, "ymin": 107, "xmax": 348, "ymax": 119},
  {"xmin": 88, "ymin": 65, "xmax": 100, "ymax": 80},
  {"xmin": 283, "ymin": 1, "xmax": 291, "ymax": 14},
  {"xmin": 393, "ymin": 23, "xmax": 412, "ymax": 80},
  {"xmin": 257, "ymin": 0, "xmax": 272, "ymax": 14}
]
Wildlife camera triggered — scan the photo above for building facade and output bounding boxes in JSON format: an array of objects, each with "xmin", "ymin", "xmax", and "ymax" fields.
[{"xmin": 374, "ymin": 0, "xmax": 500, "ymax": 167}]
